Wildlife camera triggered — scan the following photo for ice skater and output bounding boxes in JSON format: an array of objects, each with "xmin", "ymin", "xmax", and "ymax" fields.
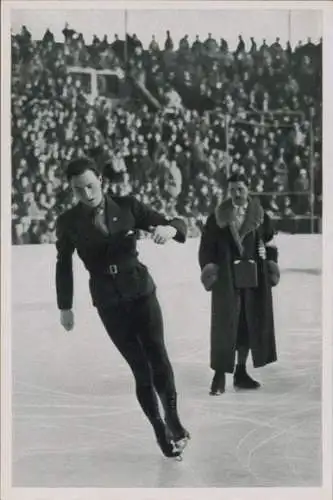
[
  {"xmin": 199, "ymin": 172, "xmax": 280, "ymax": 395},
  {"xmin": 55, "ymin": 156, "xmax": 190, "ymax": 458}
]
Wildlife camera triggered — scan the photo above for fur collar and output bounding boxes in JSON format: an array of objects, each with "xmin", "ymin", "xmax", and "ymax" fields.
[{"xmin": 214, "ymin": 196, "xmax": 264, "ymax": 255}]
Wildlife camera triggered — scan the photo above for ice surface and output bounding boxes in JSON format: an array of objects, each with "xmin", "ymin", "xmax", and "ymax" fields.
[{"xmin": 10, "ymin": 235, "xmax": 322, "ymax": 487}]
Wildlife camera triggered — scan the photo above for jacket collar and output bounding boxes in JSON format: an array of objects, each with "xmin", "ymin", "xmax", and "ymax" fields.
[
  {"xmin": 214, "ymin": 196, "xmax": 264, "ymax": 255},
  {"xmin": 78, "ymin": 195, "xmax": 133, "ymax": 236}
]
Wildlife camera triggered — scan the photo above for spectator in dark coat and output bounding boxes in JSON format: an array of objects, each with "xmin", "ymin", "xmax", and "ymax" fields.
[
  {"xmin": 198, "ymin": 173, "xmax": 280, "ymax": 395},
  {"xmin": 164, "ymin": 30, "xmax": 174, "ymax": 51}
]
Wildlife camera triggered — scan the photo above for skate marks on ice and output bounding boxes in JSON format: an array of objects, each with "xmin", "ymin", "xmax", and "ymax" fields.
[{"xmin": 11, "ymin": 239, "xmax": 321, "ymax": 487}]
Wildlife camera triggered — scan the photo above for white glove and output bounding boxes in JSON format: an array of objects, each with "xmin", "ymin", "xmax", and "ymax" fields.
[
  {"xmin": 60, "ymin": 310, "xmax": 75, "ymax": 331},
  {"xmin": 150, "ymin": 225, "xmax": 177, "ymax": 244},
  {"xmin": 258, "ymin": 241, "xmax": 267, "ymax": 260}
]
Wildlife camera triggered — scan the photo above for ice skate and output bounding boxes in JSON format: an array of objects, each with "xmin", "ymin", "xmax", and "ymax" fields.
[
  {"xmin": 160, "ymin": 391, "xmax": 190, "ymax": 455},
  {"xmin": 154, "ymin": 421, "xmax": 182, "ymax": 458}
]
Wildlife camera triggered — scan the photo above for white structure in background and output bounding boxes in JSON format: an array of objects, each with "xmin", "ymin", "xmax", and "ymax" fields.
[
  {"xmin": 67, "ymin": 66, "xmax": 125, "ymax": 101},
  {"xmin": 165, "ymin": 88, "xmax": 183, "ymax": 112}
]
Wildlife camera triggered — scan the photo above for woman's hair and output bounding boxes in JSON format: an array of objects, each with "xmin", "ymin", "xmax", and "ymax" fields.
[{"xmin": 65, "ymin": 157, "xmax": 100, "ymax": 181}]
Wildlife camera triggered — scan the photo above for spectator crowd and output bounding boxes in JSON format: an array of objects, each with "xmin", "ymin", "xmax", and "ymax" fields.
[{"xmin": 11, "ymin": 25, "xmax": 322, "ymax": 243}]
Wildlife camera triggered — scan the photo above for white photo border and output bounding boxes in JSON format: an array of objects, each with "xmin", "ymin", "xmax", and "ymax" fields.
[{"xmin": 1, "ymin": 2, "xmax": 332, "ymax": 499}]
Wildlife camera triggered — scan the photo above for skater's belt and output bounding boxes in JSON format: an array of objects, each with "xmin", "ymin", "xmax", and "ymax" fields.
[{"xmin": 90, "ymin": 258, "xmax": 139, "ymax": 276}]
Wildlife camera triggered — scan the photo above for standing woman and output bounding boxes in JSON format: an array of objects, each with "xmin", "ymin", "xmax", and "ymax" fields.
[{"xmin": 198, "ymin": 172, "xmax": 280, "ymax": 395}]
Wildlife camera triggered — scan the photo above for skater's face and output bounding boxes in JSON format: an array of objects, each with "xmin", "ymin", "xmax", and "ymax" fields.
[
  {"xmin": 229, "ymin": 181, "xmax": 249, "ymax": 207},
  {"xmin": 71, "ymin": 169, "xmax": 103, "ymax": 209}
]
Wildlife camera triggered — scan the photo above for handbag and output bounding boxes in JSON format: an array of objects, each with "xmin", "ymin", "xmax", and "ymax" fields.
[{"xmin": 233, "ymin": 259, "xmax": 258, "ymax": 289}]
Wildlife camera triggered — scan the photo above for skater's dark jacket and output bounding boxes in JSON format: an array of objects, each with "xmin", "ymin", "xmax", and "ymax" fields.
[
  {"xmin": 198, "ymin": 196, "xmax": 279, "ymax": 374},
  {"xmin": 55, "ymin": 195, "xmax": 187, "ymax": 310}
]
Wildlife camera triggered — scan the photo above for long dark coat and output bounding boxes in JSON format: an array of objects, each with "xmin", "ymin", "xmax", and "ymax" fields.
[{"xmin": 198, "ymin": 197, "xmax": 278, "ymax": 374}]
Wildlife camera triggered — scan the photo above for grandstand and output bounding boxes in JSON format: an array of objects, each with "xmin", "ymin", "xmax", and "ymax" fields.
[{"xmin": 11, "ymin": 25, "xmax": 322, "ymax": 243}]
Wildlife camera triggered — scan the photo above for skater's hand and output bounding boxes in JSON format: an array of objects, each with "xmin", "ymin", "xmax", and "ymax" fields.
[
  {"xmin": 60, "ymin": 310, "xmax": 74, "ymax": 331},
  {"xmin": 150, "ymin": 225, "xmax": 177, "ymax": 244},
  {"xmin": 258, "ymin": 241, "xmax": 266, "ymax": 260}
]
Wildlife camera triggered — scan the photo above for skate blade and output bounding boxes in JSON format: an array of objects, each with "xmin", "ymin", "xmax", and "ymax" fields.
[{"xmin": 174, "ymin": 437, "xmax": 189, "ymax": 452}]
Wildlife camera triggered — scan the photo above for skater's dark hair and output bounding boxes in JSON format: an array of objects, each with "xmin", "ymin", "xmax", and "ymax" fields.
[
  {"xmin": 227, "ymin": 172, "xmax": 249, "ymax": 186},
  {"xmin": 66, "ymin": 157, "xmax": 101, "ymax": 181}
]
